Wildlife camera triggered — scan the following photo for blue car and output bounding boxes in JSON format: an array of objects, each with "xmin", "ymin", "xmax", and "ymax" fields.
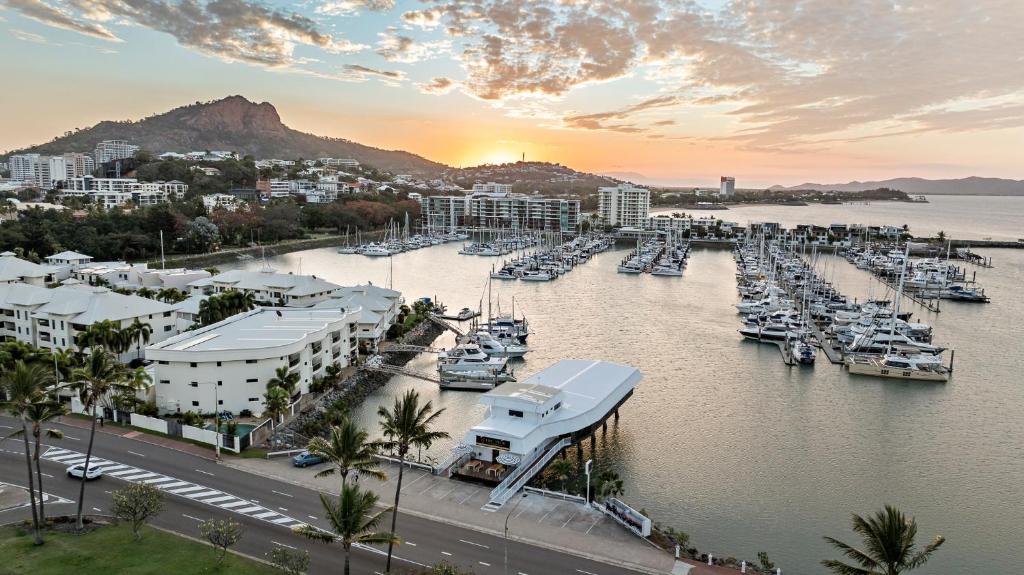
[{"xmin": 291, "ymin": 451, "xmax": 324, "ymax": 468}]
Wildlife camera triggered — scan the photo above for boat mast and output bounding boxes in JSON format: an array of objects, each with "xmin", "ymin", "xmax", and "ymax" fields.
[{"xmin": 889, "ymin": 242, "xmax": 911, "ymax": 354}]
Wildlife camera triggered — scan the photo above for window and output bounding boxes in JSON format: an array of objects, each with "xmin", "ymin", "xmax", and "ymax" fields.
[
  {"xmin": 163, "ymin": 311, "xmax": 172, "ymax": 317},
  {"xmin": 163, "ymin": 325, "xmax": 172, "ymax": 332},
  {"xmin": 159, "ymin": 379, "xmax": 169, "ymax": 384},
  {"xmin": 39, "ymin": 332, "xmax": 50, "ymax": 342},
  {"xmin": 190, "ymin": 382, "xmax": 198, "ymax": 387},
  {"xmin": 553, "ymin": 402, "xmax": 562, "ymax": 411},
  {"xmin": 245, "ymin": 359, "xmax": 257, "ymax": 364},
  {"xmin": 248, "ymin": 397, "xmax": 260, "ymax": 402},
  {"xmin": 158, "ymin": 360, "xmax": 168, "ymax": 365},
  {"xmin": 216, "ymin": 361, "xmax": 222, "ymax": 367},
  {"xmin": 508, "ymin": 410, "xmax": 524, "ymax": 418},
  {"xmin": 190, "ymin": 362, "xmax": 197, "ymax": 368},
  {"xmin": 218, "ymin": 400, "xmax": 223, "ymax": 405},
  {"xmin": 217, "ymin": 381, "xmax": 222, "ymax": 386},
  {"xmin": 38, "ymin": 319, "xmax": 49, "ymax": 327},
  {"xmin": 246, "ymin": 378, "xmax": 258, "ymax": 383},
  {"xmin": 191, "ymin": 401, "xmax": 199, "ymax": 407}
]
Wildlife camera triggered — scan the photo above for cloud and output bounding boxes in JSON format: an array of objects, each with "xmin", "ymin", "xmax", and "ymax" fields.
[
  {"xmin": 376, "ymin": 27, "xmax": 449, "ymax": 62},
  {"xmin": 417, "ymin": 76, "xmax": 454, "ymax": 94},
  {"xmin": 4, "ymin": 0, "xmax": 365, "ymax": 66},
  {"xmin": 9, "ymin": 27, "xmax": 47, "ymax": 42},
  {"xmin": 564, "ymin": 95, "xmax": 684, "ymax": 133},
  {"xmin": 4, "ymin": 0, "xmax": 118, "ymax": 40},
  {"xmin": 401, "ymin": 8, "xmax": 442, "ymax": 29},
  {"xmin": 340, "ymin": 63, "xmax": 404, "ymax": 84},
  {"xmin": 316, "ymin": 0, "xmax": 395, "ymax": 16}
]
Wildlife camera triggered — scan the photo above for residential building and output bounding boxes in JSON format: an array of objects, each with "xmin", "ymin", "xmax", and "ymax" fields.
[
  {"xmin": 145, "ymin": 307, "xmax": 358, "ymax": 415},
  {"xmin": 318, "ymin": 158, "xmax": 359, "ymax": 168},
  {"xmin": 472, "ymin": 182, "xmax": 514, "ymax": 194},
  {"xmin": 314, "ymin": 284, "xmax": 403, "ymax": 350},
  {"xmin": 421, "ymin": 192, "xmax": 580, "ymax": 232},
  {"xmin": 0, "ymin": 282, "xmax": 178, "ymax": 358},
  {"xmin": 720, "ymin": 176, "xmax": 735, "ymax": 197},
  {"xmin": 63, "ymin": 177, "xmax": 187, "ymax": 207},
  {"xmin": 187, "ymin": 269, "xmax": 342, "ymax": 307},
  {"xmin": 8, "ymin": 154, "xmax": 39, "ymax": 183},
  {"xmin": 0, "ymin": 252, "xmax": 61, "ymax": 285},
  {"xmin": 598, "ymin": 184, "xmax": 650, "ymax": 228},
  {"xmin": 202, "ymin": 193, "xmax": 243, "ymax": 211},
  {"xmin": 62, "ymin": 153, "xmax": 95, "ymax": 179},
  {"xmin": 72, "ymin": 261, "xmax": 210, "ymax": 291},
  {"xmin": 93, "ymin": 140, "xmax": 139, "ymax": 164}
]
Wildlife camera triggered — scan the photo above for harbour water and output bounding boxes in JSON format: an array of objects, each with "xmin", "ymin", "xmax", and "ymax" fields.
[{"xmin": 224, "ymin": 196, "xmax": 1024, "ymax": 574}]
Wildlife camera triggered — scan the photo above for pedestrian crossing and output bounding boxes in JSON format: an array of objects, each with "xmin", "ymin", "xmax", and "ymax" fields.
[{"xmin": 41, "ymin": 447, "xmax": 306, "ymax": 530}]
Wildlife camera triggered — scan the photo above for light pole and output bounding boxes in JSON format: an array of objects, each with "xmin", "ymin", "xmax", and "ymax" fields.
[
  {"xmin": 199, "ymin": 382, "xmax": 221, "ymax": 462},
  {"xmin": 503, "ymin": 493, "xmax": 528, "ymax": 575},
  {"xmin": 584, "ymin": 459, "xmax": 593, "ymax": 507}
]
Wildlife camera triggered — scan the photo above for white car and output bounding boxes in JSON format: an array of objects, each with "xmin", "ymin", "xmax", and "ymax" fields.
[{"xmin": 66, "ymin": 463, "xmax": 104, "ymax": 480}]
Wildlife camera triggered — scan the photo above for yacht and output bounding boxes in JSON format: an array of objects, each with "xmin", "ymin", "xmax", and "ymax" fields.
[
  {"xmin": 470, "ymin": 331, "xmax": 529, "ymax": 358},
  {"xmin": 520, "ymin": 271, "xmax": 553, "ymax": 281},
  {"xmin": 738, "ymin": 323, "xmax": 802, "ymax": 341},
  {"xmin": 437, "ymin": 344, "xmax": 509, "ymax": 376},
  {"xmin": 846, "ymin": 354, "xmax": 949, "ymax": 382},
  {"xmin": 651, "ymin": 265, "xmax": 683, "ymax": 276},
  {"xmin": 362, "ymin": 243, "xmax": 391, "ymax": 257},
  {"xmin": 795, "ymin": 340, "xmax": 817, "ymax": 365}
]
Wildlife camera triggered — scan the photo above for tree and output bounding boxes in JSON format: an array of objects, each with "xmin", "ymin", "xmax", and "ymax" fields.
[
  {"xmin": 593, "ymin": 469, "xmax": 624, "ymax": 500},
  {"xmin": 200, "ymin": 518, "xmax": 244, "ymax": 564},
  {"xmin": 822, "ymin": 505, "xmax": 945, "ymax": 575},
  {"xmin": 263, "ymin": 386, "xmax": 290, "ymax": 429},
  {"xmin": 306, "ymin": 416, "xmax": 387, "ymax": 490},
  {"xmin": 126, "ymin": 318, "xmax": 152, "ymax": 361},
  {"xmin": 184, "ymin": 216, "xmax": 221, "ymax": 253},
  {"xmin": 269, "ymin": 547, "xmax": 310, "ymax": 575},
  {"xmin": 377, "ymin": 389, "xmax": 449, "ymax": 572},
  {"xmin": 547, "ymin": 458, "xmax": 575, "ymax": 493},
  {"xmin": 156, "ymin": 287, "xmax": 189, "ymax": 303},
  {"xmin": 758, "ymin": 551, "xmax": 776, "ymax": 571},
  {"xmin": 267, "ymin": 365, "xmax": 301, "ymax": 397},
  {"xmin": 0, "ymin": 361, "xmax": 54, "ymax": 545},
  {"xmin": 294, "ymin": 485, "xmax": 398, "ymax": 575},
  {"xmin": 936, "ymin": 230, "xmax": 946, "ymax": 242},
  {"xmin": 69, "ymin": 348, "xmax": 150, "ymax": 530},
  {"xmin": 111, "ymin": 483, "xmax": 165, "ymax": 540},
  {"xmin": 23, "ymin": 398, "xmax": 65, "ymax": 522}
]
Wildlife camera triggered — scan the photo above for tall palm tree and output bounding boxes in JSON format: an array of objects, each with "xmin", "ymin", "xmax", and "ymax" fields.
[
  {"xmin": 547, "ymin": 458, "xmax": 575, "ymax": 493},
  {"xmin": 263, "ymin": 386, "xmax": 290, "ymax": 429},
  {"xmin": 136, "ymin": 287, "xmax": 156, "ymax": 299},
  {"xmin": 127, "ymin": 319, "xmax": 152, "ymax": 360},
  {"xmin": 376, "ymin": 389, "xmax": 449, "ymax": 572},
  {"xmin": 294, "ymin": 484, "xmax": 398, "ymax": 575},
  {"xmin": 306, "ymin": 417, "xmax": 387, "ymax": 490},
  {"xmin": 267, "ymin": 365, "xmax": 300, "ymax": 397},
  {"xmin": 0, "ymin": 361, "xmax": 55, "ymax": 545},
  {"xmin": 24, "ymin": 399, "xmax": 65, "ymax": 521},
  {"xmin": 823, "ymin": 505, "xmax": 945, "ymax": 575},
  {"xmin": 69, "ymin": 348, "xmax": 149, "ymax": 530}
]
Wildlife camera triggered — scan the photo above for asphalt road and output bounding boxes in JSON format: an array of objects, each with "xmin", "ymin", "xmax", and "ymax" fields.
[{"xmin": 0, "ymin": 416, "xmax": 645, "ymax": 575}]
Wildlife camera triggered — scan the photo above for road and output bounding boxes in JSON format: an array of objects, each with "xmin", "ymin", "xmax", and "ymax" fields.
[{"xmin": 0, "ymin": 416, "xmax": 646, "ymax": 575}]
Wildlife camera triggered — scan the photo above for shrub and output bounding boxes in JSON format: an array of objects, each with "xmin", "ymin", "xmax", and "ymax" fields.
[
  {"xmin": 136, "ymin": 401, "xmax": 159, "ymax": 417},
  {"xmin": 179, "ymin": 410, "xmax": 203, "ymax": 427},
  {"xmin": 239, "ymin": 409, "xmax": 253, "ymax": 418},
  {"xmin": 269, "ymin": 547, "xmax": 310, "ymax": 575},
  {"xmin": 199, "ymin": 518, "xmax": 243, "ymax": 564},
  {"xmin": 111, "ymin": 483, "xmax": 165, "ymax": 540}
]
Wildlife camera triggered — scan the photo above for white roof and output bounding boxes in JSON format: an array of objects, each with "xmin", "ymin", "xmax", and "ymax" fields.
[
  {"xmin": 0, "ymin": 253, "xmax": 59, "ymax": 282},
  {"xmin": 0, "ymin": 282, "xmax": 174, "ymax": 323},
  {"xmin": 191, "ymin": 270, "xmax": 341, "ymax": 298},
  {"xmin": 47, "ymin": 250, "xmax": 93, "ymax": 262},
  {"xmin": 334, "ymin": 284, "xmax": 401, "ymax": 300},
  {"xmin": 148, "ymin": 307, "xmax": 352, "ymax": 353}
]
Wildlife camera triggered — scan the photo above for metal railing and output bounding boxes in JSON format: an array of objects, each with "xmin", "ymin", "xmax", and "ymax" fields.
[{"xmin": 489, "ymin": 437, "xmax": 571, "ymax": 506}]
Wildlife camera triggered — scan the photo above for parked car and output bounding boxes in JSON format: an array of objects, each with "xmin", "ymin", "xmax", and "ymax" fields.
[
  {"xmin": 291, "ymin": 451, "xmax": 323, "ymax": 468},
  {"xmin": 67, "ymin": 463, "xmax": 104, "ymax": 480}
]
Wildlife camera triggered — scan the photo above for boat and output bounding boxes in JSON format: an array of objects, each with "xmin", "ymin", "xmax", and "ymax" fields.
[
  {"xmin": 520, "ymin": 271, "xmax": 553, "ymax": 281},
  {"xmin": 944, "ymin": 285, "xmax": 990, "ymax": 302},
  {"xmin": 651, "ymin": 265, "xmax": 683, "ymax": 276},
  {"xmin": 362, "ymin": 243, "xmax": 391, "ymax": 257},
  {"xmin": 795, "ymin": 340, "xmax": 817, "ymax": 364},
  {"xmin": 437, "ymin": 344, "xmax": 509, "ymax": 376},
  {"xmin": 846, "ymin": 354, "xmax": 949, "ymax": 382},
  {"xmin": 469, "ymin": 331, "xmax": 529, "ymax": 358},
  {"xmin": 440, "ymin": 307, "xmax": 480, "ymax": 321},
  {"xmin": 738, "ymin": 323, "xmax": 802, "ymax": 341}
]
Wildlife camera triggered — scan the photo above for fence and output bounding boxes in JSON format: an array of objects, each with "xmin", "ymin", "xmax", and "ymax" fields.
[
  {"xmin": 523, "ymin": 486, "xmax": 587, "ymax": 504},
  {"xmin": 129, "ymin": 413, "xmax": 169, "ymax": 435},
  {"xmin": 181, "ymin": 423, "xmax": 240, "ymax": 454}
]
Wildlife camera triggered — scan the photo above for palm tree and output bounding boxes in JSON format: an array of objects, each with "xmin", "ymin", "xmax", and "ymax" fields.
[
  {"xmin": 0, "ymin": 361, "xmax": 55, "ymax": 545},
  {"xmin": 263, "ymin": 386, "xmax": 290, "ymax": 429},
  {"xmin": 294, "ymin": 484, "xmax": 398, "ymax": 575},
  {"xmin": 822, "ymin": 505, "xmax": 945, "ymax": 575},
  {"xmin": 267, "ymin": 365, "xmax": 300, "ymax": 397},
  {"xmin": 136, "ymin": 287, "xmax": 156, "ymax": 299},
  {"xmin": 376, "ymin": 389, "xmax": 449, "ymax": 572},
  {"xmin": 24, "ymin": 399, "xmax": 65, "ymax": 521},
  {"xmin": 69, "ymin": 348, "xmax": 149, "ymax": 530},
  {"xmin": 127, "ymin": 319, "xmax": 152, "ymax": 360},
  {"xmin": 306, "ymin": 417, "xmax": 387, "ymax": 490},
  {"xmin": 547, "ymin": 458, "xmax": 575, "ymax": 493}
]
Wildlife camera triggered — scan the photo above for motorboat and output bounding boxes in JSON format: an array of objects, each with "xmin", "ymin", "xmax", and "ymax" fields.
[
  {"xmin": 651, "ymin": 265, "xmax": 683, "ymax": 276},
  {"xmin": 795, "ymin": 340, "xmax": 817, "ymax": 364},
  {"xmin": 469, "ymin": 331, "xmax": 529, "ymax": 358},
  {"xmin": 437, "ymin": 344, "xmax": 509, "ymax": 376},
  {"xmin": 440, "ymin": 307, "xmax": 480, "ymax": 321},
  {"xmin": 846, "ymin": 354, "xmax": 949, "ymax": 382},
  {"xmin": 362, "ymin": 243, "xmax": 391, "ymax": 257},
  {"xmin": 738, "ymin": 323, "xmax": 802, "ymax": 341}
]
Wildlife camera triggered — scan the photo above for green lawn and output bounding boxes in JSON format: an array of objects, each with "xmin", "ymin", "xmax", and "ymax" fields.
[{"xmin": 0, "ymin": 523, "xmax": 280, "ymax": 575}]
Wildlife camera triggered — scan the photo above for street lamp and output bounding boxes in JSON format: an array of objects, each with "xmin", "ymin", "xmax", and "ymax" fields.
[
  {"xmin": 584, "ymin": 459, "xmax": 593, "ymax": 507},
  {"xmin": 198, "ymin": 382, "xmax": 221, "ymax": 462},
  {"xmin": 503, "ymin": 493, "xmax": 528, "ymax": 575}
]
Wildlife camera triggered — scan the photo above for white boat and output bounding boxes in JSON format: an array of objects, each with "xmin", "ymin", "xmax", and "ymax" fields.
[
  {"xmin": 440, "ymin": 307, "xmax": 480, "ymax": 321},
  {"xmin": 520, "ymin": 271, "xmax": 553, "ymax": 281},
  {"xmin": 795, "ymin": 341, "xmax": 817, "ymax": 364},
  {"xmin": 437, "ymin": 344, "xmax": 509, "ymax": 376},
  {"xmin": 650, "ymin": 265, "xmax": 683, "ymax": 276},
  {"xmin": 846, "ymin": 354, "xmax": 949, "ymax": 382},
  {"xmin": 738, "ymin": 323, "xmax": 802, "ymax": 341},
  {"xmin": 470, "ymin": 331, "xmax": 529, "ymax": 358},
  {"xmin": 362, "ymin": 243, "xmax": 391, "ymax": 257}
]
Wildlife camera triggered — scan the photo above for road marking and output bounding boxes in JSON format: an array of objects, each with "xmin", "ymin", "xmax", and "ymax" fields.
[
  {"xmin": 40, "ymin": 473, "xmax": 53, "ymax": 478},
  {"xmin": 119, "ymin": 472, "xmax": 159, "ymax": 481},
  {"xmin": 307, "ymin": 515, "xmax": 318, "ymax": 520},
  {"xmin": 441, "ymin": 551, "xmax": 452, "ymax": 556},
  {"xmin": 576, "ymin": 570, "xmax": 597, "ymax": 575},
  {"xmin": 167, "ymin": 485, "xmax": 206, "ymax": 495},
  {"xmin": 51, "ymin": 454, "xmax": 87, "ymax": 463},
  {"xmin": 64, "ymin": 435, "xmax": 81, "ymax": 441},
  {"xmin": 235, "ymin": 506, "xmax": 264, "ymax": 513},
  {"xmin": 43, "ymin": 448, "xmax": 70, "ymax": 457},
  {"xmin": 143, "ymin": 477, "xmax": 178, "ymax": 485},
  {"xmin": 219, "ymin": 501, "xmax": 252, "ymax": 509},
  {"xmin": 278, "ymin": 507, "xmax": 288, "ymax": 512},
  {"xmin": 125, "ymin": 450, "xmax": 145, "ymax": 457},
  {"xmin": 182, "ymin": 514, "xmax": 203, "ymax": 521},
  {"xmin": 194, "ymin": 469, "xmax": 215, "ymax": 477},
  {"xmin": 561, "ymin": 510, "xmax": 578, "ymax": 528},
  {"xmin": 157, "ymin": 481, "xmax": 189, "ymax": 489},
  {"xmin": 459, "ymin": 489, "xmax": 478, "ymax": 505},
  {"xmin": 187, "ymin": 490, "xmax": 222, "ymax": 499},
  {"xmin": 92, "ymin": 507, "xmax": 101, "ymax": 512},
  {"xmin": 271, "ymin": 516, "xmax": 296, "ymax": 524},
  {"xmin": 271, "ymin": 490, "xmax": 293, "ymax": 498},
  {"xmin": 199, "ymin": 495, "xmax": 236, "ymax": 504},
  {"xmin": 253, "ymin": 511, "xmax": 279, "ymax": 519},
  {"xmin": 585, "ymin": 516, "xmax": 602, "ymax": 534},
  {"xmin": 108, "ymin": 468, "xmax": 145, "ymax": 477},
  {"xmin": 0, "ymin": 425, "xmax": 12, "ymax": 429},
  {"xmin": 94, "ymin": 464, "xmax": 129, "ymax": 473},
  {"xmin": 272, "ymin": 541, "xmax": 297, "ymax": 550},
  {"xmin": 479, "ymin": 562, "xmax": 491, "ymax": 567},
  {"xmin": 405, "ymin": 542, "xmax": 416, "ymax": 547},
  {"xmin": 459, "ymin": 539, "xmax": 490, "ymax": 549}
]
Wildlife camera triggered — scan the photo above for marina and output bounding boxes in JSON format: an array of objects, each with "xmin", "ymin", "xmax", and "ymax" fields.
[{"xmin": 222, "ymin": 196, "xmax": 1024, "ymax": 575}]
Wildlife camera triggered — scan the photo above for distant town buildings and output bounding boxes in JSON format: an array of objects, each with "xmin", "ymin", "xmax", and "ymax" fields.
[
  {"xmin": 63, "ymin": 176, "xmax": 187, "ymax": 208},
  {"xmin": 7, "ymin": 153, "xmax": 96, "ymax": 189},
  {"xmin": 93, "ymin": 139, "xmax": 139, "ymax": 164},
  {"xmin": 598, "ymin": 184, "xmax": 651, "ymax": 228},
  {"xmin": 720, "ymin": 176, "xmax": 736, "ymax": 197},
  {"xmin": 471, "ymin": 182, "xmax": 514, "ymax": 194},
  {"xmin": 202, "ymin": 193, "xmax": 243, "ymax": 212},
  {"xmin": 420, "ymin": 191, "xmax": 580, "ymax": 232}
]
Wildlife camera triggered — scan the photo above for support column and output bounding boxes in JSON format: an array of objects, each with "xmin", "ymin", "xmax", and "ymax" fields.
[{"xmin": 614, "ymin": 409, "xmax": 620, "ymax": 421}]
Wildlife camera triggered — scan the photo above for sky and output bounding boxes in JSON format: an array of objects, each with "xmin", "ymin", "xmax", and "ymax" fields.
[{"xmin": 1, "ymin": 0, "xmax": 1023, "ymax": 187}]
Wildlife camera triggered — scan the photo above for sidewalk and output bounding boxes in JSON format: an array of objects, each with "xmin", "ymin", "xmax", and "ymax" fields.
[
  {"xmin": 57, "ymin": 416, "xmax": 216, "ymax": 461},
  {"xmin": 225, "ymin": 456, "xmax": 676, "ymax": 574}
]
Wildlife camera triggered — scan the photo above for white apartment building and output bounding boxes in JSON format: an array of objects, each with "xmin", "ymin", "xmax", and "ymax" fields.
[
  {"xmin": 63, "ymin": 177, "xmax": 188, "ymax": 208},
  {"xmin": 94, "ymin": 140, "xmax": 139, "ymax": 164},
  {"xmin": 45, "ymin": 250, "xmax": 93, "ymax": 268},
  {"xmin": 314, "ymin": 284, "xmax": 403, "ymax": 349},
  {"xmin": 318, "ymin": 158, "xmax": 359, "ymax": 168},
  {"xmin": 0, "ymin": 252, "xmax": 61, "ymax": 285},
  {"xmin": 187, "ymin": 269, "xmax": 342, "ymax": 307},
  {"xmin": 472, "ymin": 182, "xmax": 514, "ymax": 194},
  {"xmin": 598, "ymin": 184, "xmax": 651, "ymax": 228},
  {"xmin": 421, "ymin": 192, "xmax": 580, "ymax": 232},
  {"xmin": 202, "ymin": 193, "xmax": 242, "ymax": 211},
  {"xmin": 0, "ymin": 282, "xmax": 178, "ymax": 358},
  {"xmin": 145, "ymin": 307, "xmax": 358, "ymax": 415},
  {"xmin": 646, "ymin": 215, "xmax": 737, "ymax": 237},
  {"xmin": 72, "ymin": 261, "xmax": 210, "ymax": 291},
  {"xmin": 8, "ymin": 154, "xmax": 39, "ymax": 183},
  {"xmin": 720, "ymin": 176, "xmax": 735, "ymax": 197}
]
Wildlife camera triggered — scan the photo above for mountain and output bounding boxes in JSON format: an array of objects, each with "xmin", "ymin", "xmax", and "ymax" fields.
[
  {"xmin": 7, "ymin": 95, "xmax": 447, "ymax": 177},
  {"xmin": 444, "ymin": 161, "xmax": 619, "ymax": 195},
  {"xmin": 770, "ymin": 177, "xmax": 1024, "ymax": 196},
  {"xmin": 601, "ymin": 171, "xmax": 649, "ymax": 183}
]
